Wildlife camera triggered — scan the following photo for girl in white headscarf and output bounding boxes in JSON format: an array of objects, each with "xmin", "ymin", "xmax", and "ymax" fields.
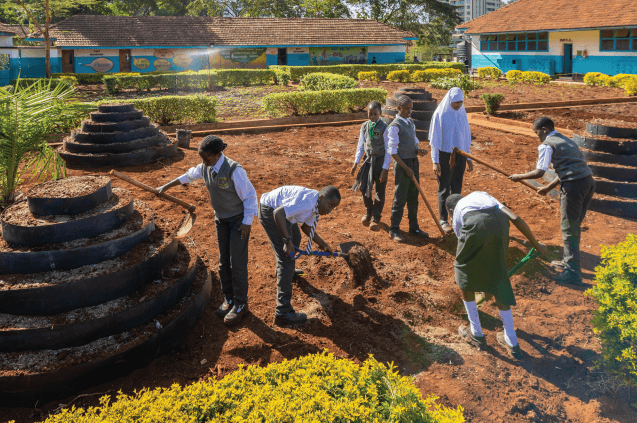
[{"xmin": 428, "ymin": 87, "xmax": 473, "ymax": 233}]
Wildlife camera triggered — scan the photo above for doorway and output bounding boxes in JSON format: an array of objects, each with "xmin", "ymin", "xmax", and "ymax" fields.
[
  {"xmin": 563, "ymin": 43, "xmax": 573, "ymax": 75},
  {"xmin": 277, "ymin": 48, "xmax": 287, "ymax": 66},
  {"xmin": 62, "ymin": 50, "xmax": 74, "ymax": 73},
  {"xmin": 119, "ymin": 49, "xmax": 131, "ymax": 73}
]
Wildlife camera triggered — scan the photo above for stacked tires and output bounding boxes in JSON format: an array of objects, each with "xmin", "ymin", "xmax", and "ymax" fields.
[
  {"xmin": 381, "ymin": 87, "xmax": 438, "ymax": 141},
  {"xmin": 573, "ymin": 121, "xmax": 637, "ymax": 218},
  {"xmin": 0, "ymin": 176, "xmax": 211, "ymax": 403},
  {"xmin": 59, "ymin": 103, "xmax": 178, "ymax": 168}
]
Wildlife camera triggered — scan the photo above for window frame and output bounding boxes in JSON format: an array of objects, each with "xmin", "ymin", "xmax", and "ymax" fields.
[
  {"xmin": 600, "ymin": 28, "xmax": 637, "ymax": 52},
  {"xmin": 479, "ymin": 32, "xmax": 549, "ymax": 52}
]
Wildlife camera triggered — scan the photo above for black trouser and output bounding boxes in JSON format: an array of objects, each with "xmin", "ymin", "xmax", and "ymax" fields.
[
  {"xmin": 437, "ymin": 150, "xmax": 467, "ymax": 223},
  {"xmin": 215, "ymin": 212, "xmax": 250, "ymax": 304},
  {"xmin": 361, "ymin": 157, "xmax": 387, "ymax": 220},
  {"xmin": 258, "ymin": 204, "xmax": 302, "ymax": 315},
  {"xmin": 560, "ymin": 175, "xmax": 595, "ymax": 280},
  {"xmin": 390, "ymin": 157, "xmax": 420, "ymax": 233}
]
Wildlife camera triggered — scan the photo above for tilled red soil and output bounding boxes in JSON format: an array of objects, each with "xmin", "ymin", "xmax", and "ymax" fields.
[{"xmin": 3, "ymin": 123, "xmax": 636, "ymax": 423}]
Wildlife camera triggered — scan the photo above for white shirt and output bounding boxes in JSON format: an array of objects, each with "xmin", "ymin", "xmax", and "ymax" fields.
[
  {"xmin": 178, "ymin": 154, "xmax": 258, "ymax": 225},
  {"xmin": 452, "ymin": 191, "xmax": 504, "ymax": 237},
  {"xmin": 536, "ymin": 130, "xmax": 558, "ymax": 171},
  {"xmin": 388, "ymin": 116, "xmax": 419, "ymax": 155},
  {"xmin": 260, "ymin": 186, "xmax": 319, "ymax": 226},
  {"xmin": 353, "ymin": 121, "xmax": 392, "ymax": 170}
]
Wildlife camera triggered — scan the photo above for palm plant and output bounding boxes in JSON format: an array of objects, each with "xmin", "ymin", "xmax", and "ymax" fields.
[{"xmin": 0, "ymin": 78, "xmax": 91, "ymax": 206}]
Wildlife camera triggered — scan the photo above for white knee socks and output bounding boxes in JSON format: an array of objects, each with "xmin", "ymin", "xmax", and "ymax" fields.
[
  {"xmin": 499, "ymin": 309, "xmax": 518, "ymax": 347},
  {"xmin": 463, "ymin": 300, "xmax": 483, "ymax": 337}
]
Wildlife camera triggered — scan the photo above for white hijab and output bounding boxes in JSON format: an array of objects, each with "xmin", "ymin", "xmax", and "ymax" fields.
[{"xmin": 428, "ymin": 87, "xmax": 471, "ymax": 153}]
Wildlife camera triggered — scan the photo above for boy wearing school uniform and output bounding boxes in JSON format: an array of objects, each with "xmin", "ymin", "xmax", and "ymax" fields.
[
  {"xmin": 388, "ymin": 95, "xmax": 429, "ymax": 242},
  {"xmin": 158, "ymin": 135, "xmax": 258, "ymax": 326},
  {"xmin": 446, "ymin": 192, "xmax": 548, "ymax": 359},
  {"xmin": 351, "ymin": 101, "xmax": 391, "ymax": 230},
  {"xmin": 258, "ymin": 185, "xmax": 341, "ymax": 326},
  {"xmin": 510, "ymin": 117, "xmax": 595, "ymax": 286}
]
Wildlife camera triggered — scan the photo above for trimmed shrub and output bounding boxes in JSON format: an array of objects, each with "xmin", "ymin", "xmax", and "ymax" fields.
[
  {"xmin": 583, "ymin": 72, "xmax": 637, "ymax": 95},
  {"xmin": 477, "ymin": 67, "xmax": 503, "ymax": 80},
  {"xmin": 626, "ymin": 79, "xmax": 637, "ymax": 96},
  {"xmin": 412, "ymin": 68, "xmax": 462, "ymax": 82},
  {"xmin": 38, "ymin": 352, "xmax": 464, "ymax": 423},
  {"xmin": 262, "ymin": 88, "xmax": 386, "ymax": 117},
  {"xmin": 505, "ymin": 70, "xmax": 551, "ymax": 84},
  {"xmin": 387, "ymin": 70, "xmax": 411, "ymax": 82},
  {"xmin": 273, "ymin": 67, "xmax": 291, "ymax": 86},
  {"xmin": 95, "ymin": 95, "xmax": 216, "ymax": 125},
  {"xmin": 585, "ymin": 235, "xmax": 637, "ymax": 388},
  {"xmin": 430, "ymin": 74, "xmax": 482, "ymax": 93},
  {"xmin": 506, "ymin": 70, "xmax": 523, "ymax": 83},
  {"xmin": 52, "ymin": 73, "xmax": 105, "ymax": 84},
  {"xmin": 481, "ymin": 93, "xmax": 505, "ymax": 114},
  {"xmin": 270, "ymin": 62, "xmax": 465, "ymax": 81},
  {"xmin": 358, "ymin": 70, "xmax": 380, "ymax": 82},
  {"xmin": 301, "ymin": 72, "xmax": 358, "ymax": 91},
  {"xmin": 611, "ymin": 73, "xmax": 637, "ymax": 88},
  {"xmin": 9, "ymin": 78, "xmax": 76, "ymax": 90},
  {"xmin": 584, "ymin": 72, "xmax": 612, "ymax": 86}
]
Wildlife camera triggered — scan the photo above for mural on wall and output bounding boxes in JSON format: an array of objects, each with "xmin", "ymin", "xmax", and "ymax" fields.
[
  {"xmin": 131, "ymin": 48, "xmax": 208, "ymax": 72},
  {"xmin": 133, "ymin": 58, "xmax": 150, "ymax": 70},
  {"xmin": 154, "ymin": 49, "xmax": 174, "ymax": 59},
  {"xmin": 0, "ymin": 54, "xmax": 9, "ymax": 71},
  {"xmin": 209, "ymin": 48, "xmax": 267, "ymax": 69},
  {"xmin": 309, "ymin": 47, "xmax": 367, "ymax": 65},
  {"xmin": 173, "ymin": 54, "xmax": 193, "ymax": 69},
  {"xmin": 153, "ymin": 59, "xmax": 172, "ymax": 72},
  {"xmin": 81, "ymin": 57, "xmax": 114, "ymax": 73}
]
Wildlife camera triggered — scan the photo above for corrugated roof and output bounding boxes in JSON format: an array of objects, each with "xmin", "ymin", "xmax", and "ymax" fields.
[
  {"xmin": 29, "ymin": 15, "xmax": 415, "ymax": 47},
  {"xmin": 459, "ymin": 0, "xmax": 637, "ymax": 34}
]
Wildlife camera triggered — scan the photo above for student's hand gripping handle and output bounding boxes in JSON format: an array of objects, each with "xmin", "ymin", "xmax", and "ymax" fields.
[{"xmin": 290, "ymin": 245, "xmax": 339, "ymax": 260}]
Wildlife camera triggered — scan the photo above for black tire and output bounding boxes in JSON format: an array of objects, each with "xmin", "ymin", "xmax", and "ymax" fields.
[
  {"xmin": 586, "ymin": 123, "xmax": 637, "ymax": 140},
  {"xmin": 594, "ymin": 180, "xmax": 637, "ymax": 199},
  {"xmin": 90, "ymin": 110, "xmax": 144, "ymax": 123},
  {"xmin": 394, "ymin": 91, "xmax": 432, "ymax": 101},
  {"xmin": 386, "ymin": 98, "xmax": 437, "ymax": 111},
  {"xmin": 27, "ymin": 178, "xmax": 112, "ymax": 216},
  {"xmin": 582, "ymin": 150, "xmax": 637, "ymax": 168},
  {"xmin": 64, "ymin": 133, "xmax": 167, "ymax": 154},
  {"xmin": 81, "ymin": 117, "xmax": 151, "ymax": 134},
  {"xmin": 589, "ymin": 198, "xmax": 637, "ymax": 219},
  {"xmin": 97, "ymin": 103, "xmax": 134, "ymax": 113},
  {"xmin": 589, "ymin": 164, "xmax": 637, "ymax": 182},
  {"xmin": 72, "ymin": 125, "xmax": 160, "ymax": 145},
  {"xmin": 59, "ymin": 138, "xmax": 179, "ymax": 169},
  {"xmin": 573, "ymin": 133, "xmax": 637, "ymax": 155}
]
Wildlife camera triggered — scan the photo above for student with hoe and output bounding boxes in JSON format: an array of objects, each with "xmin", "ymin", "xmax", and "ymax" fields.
[
  {"xmin": 429, "ymin": 87, "xmax": 473, "ymax": 234},
  {"xmin": 351, "ymin": 101, "xmax": 391, "ymax": 230},
  {"xmin": 388, "ymin": 95, "xmax": 429, "ymax": 242},
  {"xmin": 259, "ymin": 185, "xmax": 341, "ymax": 326},
  {"xmin": 446, "ymin": 192, "xmax": 548, "ymax": 359},
  {"xmin": 158, "ymin": 135, "xmax": 258, "ymax": 326},
  {"xmin": 509, "ymin": 116, "xmax": 595, "ymax": 285}
]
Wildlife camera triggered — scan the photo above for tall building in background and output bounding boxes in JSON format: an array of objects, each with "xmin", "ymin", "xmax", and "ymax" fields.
[{"xmin": 445, "ymin": 0, "xmax": 506, "ymax": 24}]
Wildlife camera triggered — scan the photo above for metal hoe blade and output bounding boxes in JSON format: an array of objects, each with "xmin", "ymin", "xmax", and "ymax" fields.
[{"xmin": 172, "ymin": 212, "xmax": 196, "ymax": 239}]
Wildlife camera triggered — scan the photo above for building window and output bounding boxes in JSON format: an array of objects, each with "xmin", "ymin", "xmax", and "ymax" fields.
[
  {"xmin": 479, "ymin": 32, "xmax": 549, "ymax": 52},
  {"xmin": 600, "ymin": 28, "xmax": 637, "ymax": 51}
]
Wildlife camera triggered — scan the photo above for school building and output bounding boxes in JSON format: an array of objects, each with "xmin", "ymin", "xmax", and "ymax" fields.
[
  {"xmin": 0, "ymin": 15, "xmax": 416, "ymax": 85},
  {"xmin": 457, "ymin": 0, "xmax": 637, "ymax": 76}
]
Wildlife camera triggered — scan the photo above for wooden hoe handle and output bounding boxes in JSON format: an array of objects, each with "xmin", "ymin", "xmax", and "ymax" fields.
[
  {"xmin": 450, "ymin": 147, "xmax": 539, "ymax": 192},
  {"xmin": 410, "ymin": 175, "xmax": 447, "ymax": 237},
  {"xmin": 109, "ymin": 170, "xmax": 197, "ymax": 213}
]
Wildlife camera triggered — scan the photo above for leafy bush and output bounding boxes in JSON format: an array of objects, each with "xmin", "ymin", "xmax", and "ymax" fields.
[
  {"xmin": 52, "ymin": 73, "xmax": 105, "ymax": 84},
  {"xmin": 387, "ymin": 70, "xmax": 411, "ymax": 82},
  {"xmin": 411, "ymin": 68, "xmax": 462, "ymax": 82},
  {"xmin": 262, "ymin": 88, "xmax": 386, "ymax": 117},
  {"xmin": 301, "ymin": 72, "xmax": 358, "ymax": 91},
  {"xmin": 358, "ymin": 71, "xmax": 380, "ymax": 82},
  {"xmin": 39, "ymin": 352, "xmax": 464, "ymax": 423},
  {"xmin": 477, "ymin": 67, "xmax": 503, "ymax": 80},
  {"xmin": 583, "ymin": 72, "xmax": 637, "ymax": 95},
  {"xmin": 585, "ymin": 235, "xmax": 637, "ymax": 388},
  {"xmin": 273, "ymin": 67, "xmax": 291, "ymax": 86},
  {"xmin": 270, "ymin": 62, "xmax": 465, "ymax": 80},
  {"xmin": 506, "ymin": 70, "xmax": 523, "ymax": 83},
  {"xmin": 626, "ymin": 79, "xmax": 637, "ymax": 96},
  {"xmin": 430, "ymin": 74, "xmax": 482, "ymax": 93},
  {"xmin": 584, "ymin": 72, "xmax": 612, "ymax": 86},
  {"xmin": 611, "ymin": 74, "xmax": 637, "ymax": 88},
  {"xmin": 9, "ymin": 78, "xmax": 76, "ymax": 90},
  {"xmin": 95, "ymin": 95, "xmax": 216, "ymax": 125},
  {"xmin": 505, "ymin": 70, "xmax": 551, "ymax": 84},
  {"xmin": 481, "ymin": 93, "xmax": 505, "ymax": 114}
]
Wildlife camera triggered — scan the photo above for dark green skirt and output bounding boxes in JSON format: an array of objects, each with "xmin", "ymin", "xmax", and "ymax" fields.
[{"xmin": 454, "ymin": 207, "xmax": 515, "ymax": 306}]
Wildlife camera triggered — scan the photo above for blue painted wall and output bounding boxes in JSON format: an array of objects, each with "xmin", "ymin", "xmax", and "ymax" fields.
[
  {"xmin": 74, "ymin": 55, "xmax": 119, "ymax": 73},
  {"xmin": 16, "ymin": 56, "xmax": 62, "ymax": 78},
  {"xmin": 572, "ymin": 55, "xmax": 637, "ymax": 76},
  {"xmin": 130, "ymin": 55, "xmax": 209, "ymax": 73},
  {"xmin": 367, "ymin": 52, "xmax": 405, "ymax": 64},
  {"xmin": 472, "ymin": 53, "xmax": 561, "ymax": 75},
  {"xmin": 266, "ymin": 53, "xmax": 278, "ymax": 66},
  {"xmin": 288, "ymin": 53, "xmax": 309, "ymax": 66}
]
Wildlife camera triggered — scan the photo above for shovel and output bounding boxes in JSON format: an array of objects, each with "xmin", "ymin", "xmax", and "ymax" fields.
[
  {"xmin": 290, "ymin": 245, "xmax": 349, "ymax": 260},
  {"xmin": 477, "ymin": 248, "xmax": 540, "ymax": 306},
  {"xmin": 109, "ymin": 170, "xmax": 196, "ymax": 238}
]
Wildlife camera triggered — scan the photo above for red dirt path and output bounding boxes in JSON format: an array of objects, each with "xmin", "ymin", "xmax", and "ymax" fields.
[{"xmin": 3, "ymin": 123, "xmax": 636, "ymax": 423}]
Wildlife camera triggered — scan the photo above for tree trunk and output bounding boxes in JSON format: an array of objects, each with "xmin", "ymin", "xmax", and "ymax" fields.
[{"xmin": 45, "ymin": 0, "xmax": 51, "ymax": 78}]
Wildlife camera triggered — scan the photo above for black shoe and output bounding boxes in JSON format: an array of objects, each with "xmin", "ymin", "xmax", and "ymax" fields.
[
  {"xmin": 554, "ymin": 270, "xmax": 585, "ymax": 286},
  {"xmin": 497, "ymin": 332, "xmax": 523, "ymax": 360},
  {"xmin": 294, "ymin": 269, "xmax": 304, "ymax": 277},
  {"xmin": 274, "ymin": 311, "xmax": 308, "ymax": 326},
  {"xmin": 409, "ymin": 228, "xmax": 429, "ymax": 238},
  {"xmin": 390, "ymin": 231, "xmax": 405, "ymax": 242},
  {"xmin": 224, "ymin": 302, "xmax": 248, "ymax": 326},
  {"xmin": 217, "ymin": 298, "xmax": 233, "ymax": 318},
  {"xmin": 361, "ymin": 213, "xmax": 372, "ymax": 225},
  {"xmin": 458, "ymin": 325, "xmax": 487, "ymax": 349}
]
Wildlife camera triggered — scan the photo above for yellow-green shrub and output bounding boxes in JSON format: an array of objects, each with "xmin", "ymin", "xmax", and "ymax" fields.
[
  {"xmin": 40, "ymin": 352, "xmax": 465, "ymax": 423},
  {"xmin": 521, "ymin": 71, "xmax": 551, "ymax": 84},
  {"xmin": 387, "ymin": 70, "xmax": 411, "ymax": 82},
  {"xmin": 262, "ymin": 88, "xmax": 386, "ymax": 117},
  {"xmin": 584, "ymin": 72, "xmax": 612, "ymax": 86},
  {"xmin": 270, "ymin": 62, "xmax": 465, "ymax": 80},
  {"xmin": 585, "ymin": 235, "xmax": 637, "ymax": 388},
  {"xmin": 611, "ymin": 74, "xmax": 637, "ymax": 88},
  {"xmin": 301, "ymin": 72, "xmax": 358, "ymax": 91},
  {"xmin": 411, "ymin": 68, "xmax": 462, "ymax": 82},
  {"xmin": 477, "ymin": 67, "xmax": 503, "ymax": 80},
  {"xmin": 95, "ymin": 95, "xmax": 216, "ymax": 125},
  {"xmin": 358, "ymin": 70, "xmax": 380, "ymax": 82},
  {"xmin": 506, "ymin": 70, "xmax": 523, "ymax": 82},
  {"xmin": 626, "ymin": 79, "xmax": 637, "ymax": 96}
]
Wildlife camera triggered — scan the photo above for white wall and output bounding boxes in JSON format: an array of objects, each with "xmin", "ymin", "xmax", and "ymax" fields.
[{"xmin": 0, "ymin": 35, "xmax": 13, "ymax": 48}]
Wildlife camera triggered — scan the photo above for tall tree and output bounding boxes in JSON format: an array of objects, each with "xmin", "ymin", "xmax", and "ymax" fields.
[
  {"xmin": 301, "ymin": 0, "xmax": 350, "ymax": 18},
  {"xmin": 11, "ymin": 0, "xmax": 97, "ymax": 77}
]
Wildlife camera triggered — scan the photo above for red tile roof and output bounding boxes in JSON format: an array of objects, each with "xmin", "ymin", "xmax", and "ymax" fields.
[
  {"xmin": 459, "ymin": 0, "xmax": 637, "ymax": 34},
  {"xmin": 0, "ymin": 23, "xmax": 27, "ymax": 37},
  {"xmin": 29, "ymin": 15, "xmax": 415, "ymax": 47}
]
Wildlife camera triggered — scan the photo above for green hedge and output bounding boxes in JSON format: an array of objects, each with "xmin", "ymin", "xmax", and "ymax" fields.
[
  {"xmin": 52, "ymin": 73, "xmax": 105, "ymax": 84},
  {"xmin": 262, "ymin": 88, "xmax": 386, "ymax": 117},
  {"xmin": 505, "ymin": 70, "xmax": 551, "ymax": 84},
  {"xmin": 301, "ymin": 72, "xmax": 358, "ymax": 91},
  {"xmin": 430, "ymin": 74, "xmax": 482, "ymax": 93},
  {"xmin": 9, "ymin": 77, "xmax": 77, "ymax": 90},
  {"xmin": 584, "ymin": 72, "xmax": 637, "ymax": 96},
  {"xmin": 586, "ymin": 234, "xmax": 637, "ymax": 388},
  {"xmin": 95, "ymin": 95, "xmax": 216, "ymax": 125},
  {"xmin": 270, "ymin": 62, "xmax": 465, "ymax": 80},
  {"xmin": 104, "ymin": 69, "xmax": 278, "ymax": 93},
  {"xmin": 35, "ymin": 352, "xmax": 464, "ymax": 423}
]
